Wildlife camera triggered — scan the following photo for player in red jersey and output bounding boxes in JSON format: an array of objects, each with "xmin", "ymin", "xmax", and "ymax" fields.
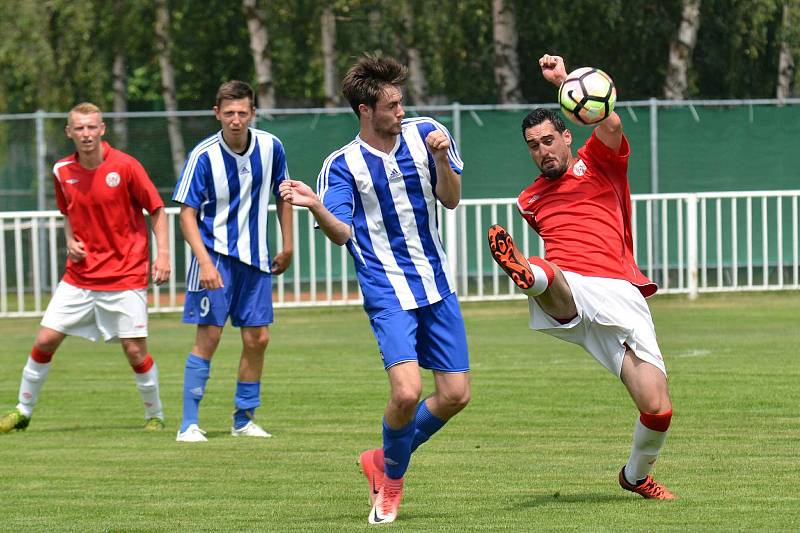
[
  {"xmin": 488, "ymin": 55, "xmax": 675, "ymax": 499},
  {"xmin": 0, "ymin": 102, "xmax": 171, "ymax": 433}
]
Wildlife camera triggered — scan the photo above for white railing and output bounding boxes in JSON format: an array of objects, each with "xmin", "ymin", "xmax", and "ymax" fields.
[{"xmin": 1, "ymin": 190, "xmax": 799, "ymax": 317}]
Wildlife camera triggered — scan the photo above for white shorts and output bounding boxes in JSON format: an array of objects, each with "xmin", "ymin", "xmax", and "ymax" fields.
[
  {"xmin": 528, "ymin": 271, "xmax": 666, "ymax": 377},
  {"xmin": 41, "ymin": 281, "xmax": 149, "ymax": 342}
]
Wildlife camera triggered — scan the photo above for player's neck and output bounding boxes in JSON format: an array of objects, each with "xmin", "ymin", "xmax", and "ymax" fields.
[
  {"xmin": 77, "ymin": 145, "xmax": 105, "ymax": 169},
  {"xmin": 223, "ymin": 129, "xmax": 251, "ymax": 155},
  {"xmin": 359, "ymin": 128, "xmax": 397, "ymax": 155}
]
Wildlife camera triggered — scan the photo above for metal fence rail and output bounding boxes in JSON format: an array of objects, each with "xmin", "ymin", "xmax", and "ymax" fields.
[{"xmin": 1, "ymin": 190, "xmax": 798, "ymax": 318}]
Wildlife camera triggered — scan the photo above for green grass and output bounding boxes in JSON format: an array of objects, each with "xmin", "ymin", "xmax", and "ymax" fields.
[{"xmin": 1, "ymin": 292, "xmax": 798, "ymax": 532}]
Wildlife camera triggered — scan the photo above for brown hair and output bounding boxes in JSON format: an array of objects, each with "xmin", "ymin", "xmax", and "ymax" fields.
[
  {"xmin": 215, "ymin": 80, "xmax": 255, "ymax": 108},
  {"xmin": 341, "ymin": 54, "xmax": 407, "ymax": 116}
]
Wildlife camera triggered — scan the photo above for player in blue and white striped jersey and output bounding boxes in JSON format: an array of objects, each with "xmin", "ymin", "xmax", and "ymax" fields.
[
  {"xmin": 172, "ymin": 81, "xmax": 294, "ymax": 443},
  {"xmin": 280, "ymin": 55, "xmax": 470, "ymax": 525}
]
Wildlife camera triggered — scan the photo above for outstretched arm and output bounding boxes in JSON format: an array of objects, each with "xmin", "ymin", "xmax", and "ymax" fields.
[
  {"xmin": 539, "ymin": 53, "xmax": 623, "ymax": 152},
  {"xmin": 539, "ymin": 53, "xmax": 568, "ymax": 87},
  {"xmin": 279, "ymin": 179, "xmax": 351, "ymax": 246}
]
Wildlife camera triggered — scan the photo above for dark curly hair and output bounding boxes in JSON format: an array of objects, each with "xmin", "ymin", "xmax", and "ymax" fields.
[{"xmin": 341, "ymin": 54, "xmax": 408, "ymax": 117}]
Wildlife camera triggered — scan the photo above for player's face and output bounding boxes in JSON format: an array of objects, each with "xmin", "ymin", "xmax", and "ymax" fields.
[
  {"xmin": 215, "ymin": 98, "xmax": 255, "ymax": 147},
  {"xmin": 363, "ymin": 85, "xmax": 404, "ymax": 138},
  {"xmin": 524, "ymin": 120, "xmax": 573, "ymax": 179},
  {"xmin": 65, "ymin": 112, "xmax": 105, "ymax": 156}
]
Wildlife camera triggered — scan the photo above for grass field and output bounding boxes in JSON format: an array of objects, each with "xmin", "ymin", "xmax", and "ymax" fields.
[{"xmin": 1, "ymin": 292, "xmax": 798, "ymax": 532}]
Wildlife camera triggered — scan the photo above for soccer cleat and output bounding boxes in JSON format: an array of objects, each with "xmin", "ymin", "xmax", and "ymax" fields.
[
  {"xmin": 487, "ymin": 224, "xmax": 535, "ymax": 291},
  {"xmin": 0, "ymin": 409, "xmax": 30, "ymax": 433},
  {"xmin": 143, "ymin": 417, "xmax": 165, "ymax": 431},
  {"xmin": 368, "ymin": 476, "xmax": 404, "ymax": 525},
  {"xmin": 359, "ymin": 448, "xmax": 385, "ymax": 506},
  {"xmin": 618, "ymin": 468, "xmax": 676, "ymax": 500},
  {"xmin": 176, "ymin": 424, "xmax": 208, "ymax": 442},
  {"xmin": 231, "ymin": 420, "xmax": 273, "ymax": 438}
]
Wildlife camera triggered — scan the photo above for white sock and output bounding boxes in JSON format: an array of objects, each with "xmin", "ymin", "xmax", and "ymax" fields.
[
  {"xmin": 524, "ymin": 262, "xmax": 552, "ymax": 297},
  {"xmin": 624, "ymin": 418, "xmax": 669, "ymax": 484},
  {"xmin": 134, "ymin": 364, "xmax": 163, "ymax": 420},
  {"xmin": 16, "ymin": 357, "xmax": 51, "ymax": 418}
]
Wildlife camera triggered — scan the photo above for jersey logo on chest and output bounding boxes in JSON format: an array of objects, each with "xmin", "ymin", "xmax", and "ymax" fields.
[
  {"xmin": 387, "ymin": 167, "xmax": 403, "ymax": 182},
  {"xmin": 105, "ymin": 172, "xmax": 121, "ymax": 187},
  {"xmin": 573, "ymin": 159, "xmax": 587, "ymax": 177}
]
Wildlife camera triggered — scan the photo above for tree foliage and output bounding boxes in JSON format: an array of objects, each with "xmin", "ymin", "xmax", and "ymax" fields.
[{"xmin": 0, "ymin": 0, "xmax": 798, "ymax": 114}]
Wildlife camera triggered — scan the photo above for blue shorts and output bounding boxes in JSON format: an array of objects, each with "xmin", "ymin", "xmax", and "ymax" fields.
[
  {"xmin": 369, "ymin": 293, "xmax": 470, "ymax": 372},
  {"xmin": 183, "ymin": 251, "xmax": 273, "ymax": 327}
]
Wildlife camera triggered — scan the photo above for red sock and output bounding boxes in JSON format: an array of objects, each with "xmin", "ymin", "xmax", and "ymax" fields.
[
  {"xmin": 132, "ymin": 354, "xmax": 154, "ymax": 374},
  {"xmin": 639, "ymin": 409, "xmax": 672, "ymax": 432},
  {"xmin": 31, "ymin": 347, "xmax": 54, "ymax": 364}
]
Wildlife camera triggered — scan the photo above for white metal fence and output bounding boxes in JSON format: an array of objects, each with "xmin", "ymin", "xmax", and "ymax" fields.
[{"xmin": 1, "ymin": 190, "xmax": 798, "ymax": 318}]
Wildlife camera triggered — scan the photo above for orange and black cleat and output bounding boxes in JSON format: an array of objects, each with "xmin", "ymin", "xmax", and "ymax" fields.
[
  {"xmin": 487, "ymin": 224, "xmax": 535, "ymax": 291},
  {"xmin": 619, "ymin": 468, "xmax": 676, "ymax": 500}
]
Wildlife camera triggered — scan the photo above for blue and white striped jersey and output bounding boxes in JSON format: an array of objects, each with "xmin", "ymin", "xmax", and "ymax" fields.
[
  {"xmin": 173, "ymin": 128, "xmax": 287, "ymax": 273},
  {"xmin": 318, "ymin": 117, "xmax": 463, "ymax": 318}
]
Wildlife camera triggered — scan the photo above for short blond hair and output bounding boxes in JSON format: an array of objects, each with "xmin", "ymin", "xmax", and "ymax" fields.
[{"xmin": 68, "ymin": 102, "xmax": 102, "ymax": 124}]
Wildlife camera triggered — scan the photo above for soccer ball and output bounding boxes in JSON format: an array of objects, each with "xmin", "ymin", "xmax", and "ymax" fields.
[{"xmin": 558, "ymin": 67, "xmax": 616, "ymax": 125}]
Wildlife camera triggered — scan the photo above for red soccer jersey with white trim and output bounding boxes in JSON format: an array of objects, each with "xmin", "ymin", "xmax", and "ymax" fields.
[
  {"xmin": 53, "ymin": 142, "xmax": 164, "ymax": 290},
  {"xmin": 516, "ymin": 131, "xmax": 657, "ymax": 297}
]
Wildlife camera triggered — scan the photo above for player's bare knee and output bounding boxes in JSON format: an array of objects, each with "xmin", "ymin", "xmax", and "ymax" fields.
[
  {"xmin": 391, "ymin": 388, "xmax": 421, "ymax": 414},
  {"xmin": 195, "ymin": 326, "xmax": 223, "ymax": 355},
  {"xmin": 438, "ymin": 386, "xmax": 471, "ymax": 412},
  {"xmin": 121, "ymin": 340, "xmax": 146, "ymax": 365},
  {"xmin": 33, "ymin": 328, "xmax": 63, "ymax": 354},
  {"xmin": 242, "ymin": 329, "xmax": 269, "ymax": 352}
]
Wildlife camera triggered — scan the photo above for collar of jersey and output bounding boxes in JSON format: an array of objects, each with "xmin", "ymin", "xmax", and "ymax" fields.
[
  {"xmin": 355, "ymin": 134, "xmax": 401, "ymax": 160},
  {"xmin": 217, "ymin": 129, "xmax": 255, "ymax": 159}
]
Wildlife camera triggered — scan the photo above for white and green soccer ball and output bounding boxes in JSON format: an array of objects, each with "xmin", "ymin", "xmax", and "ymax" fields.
[{"xmin": 558, "ymin": 67, "xmax": 616, "ymax": 125}]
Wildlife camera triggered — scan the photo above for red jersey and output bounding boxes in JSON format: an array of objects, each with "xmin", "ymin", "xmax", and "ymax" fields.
[
  {"xmin": 516, "ymin": 131, "xmax": 656, "ymax": 297},
  {"xmin": 53, "ymin": 142, "xmax": 164, "ymax": 290}
]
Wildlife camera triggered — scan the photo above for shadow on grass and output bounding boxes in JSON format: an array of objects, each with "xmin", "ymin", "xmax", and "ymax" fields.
[{"xmin": 511, "ymin": 492, "xmax": 627, "ymax": 508}]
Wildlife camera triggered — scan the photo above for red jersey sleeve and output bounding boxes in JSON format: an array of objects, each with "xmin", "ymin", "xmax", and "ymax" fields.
[
  {"xmin": 53, "ymin": 173, "xmax": 68, "ymax": 215},
  {"xmin": 125, "ymin": 155, "xmax": 164, "ymax": 214},
  {"xmin": 580, "ymin": 130, "xmax": 630, "ymax": 185}
]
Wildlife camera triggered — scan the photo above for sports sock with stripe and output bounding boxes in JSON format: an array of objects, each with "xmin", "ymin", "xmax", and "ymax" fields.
[
  {"xmin": 181, "ymin": 353, "xmax": 210, "ymax": 432},
  {"xmin": 131, "ymin": 353, "xmax": 163, "ymax": 420},
  {"xmin": 382, "ymin": 418, "xmax": 415, "ymax": 480},
  {"xmin": 233, "ymin": 381, "xmax": 261, "ymax": 429},
  {"xmin": 16, "ymin": 347, "xmax": 54, "ymax": 418},
  {"xmin": 523, "ymin": 256, "xmax": 555, "ymax": 297},
  {"xmin": 410, "ymin": 400, "xmax": 445, "ymax": 453},
  {"xmin": 623, "ymin": 409, "xmax": 672, "ymax": 484}
]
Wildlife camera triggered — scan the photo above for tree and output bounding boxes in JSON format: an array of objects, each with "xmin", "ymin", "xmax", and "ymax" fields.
[
  {"xmin": 401, "ymin": 1, "xmax": 429, "ymax": 105},
  {"xmin": 154, "ymin": 0, "xmax": 185, "ymax": 179},
  {"xmin": 242, "ymin": 0, "xmax": 276, "ymax": 109},
  {"xmin": 693, "ymin": 0, "xmax": 785, "ymax": 98},
  {"xmin": 321, "ymin": 5, "xmax": 339, "ymax": 107},
  {"xmin": 777, "ymin": 1, "xmax": 797, "ymax": 99},
  {"xmin": 491, "ymin": 0, "xmax": 522, "ymax": 103},
  {"xmin": 111, "ymin": 0, "xmax": 130, "ymax": 150},
  {"xmin": 664, "ymin": 0, "xmax": 701, "ymax": 99}
]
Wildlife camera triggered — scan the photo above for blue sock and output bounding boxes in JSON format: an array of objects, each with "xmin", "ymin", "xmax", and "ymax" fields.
[
  {"xmin": 233, "ymin": 381, "xmax": 261, "ymax": 429},
  {"xmin": 383, "ymin": 418, "xmax": 415, "ymax": 480},
  {"xmin": 181, "ymin": 354, "xmax": 210, "ymax": 432},
  {"xmin": 410, "ymin": 400, "xmax": 446, "ymax": 453}
]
